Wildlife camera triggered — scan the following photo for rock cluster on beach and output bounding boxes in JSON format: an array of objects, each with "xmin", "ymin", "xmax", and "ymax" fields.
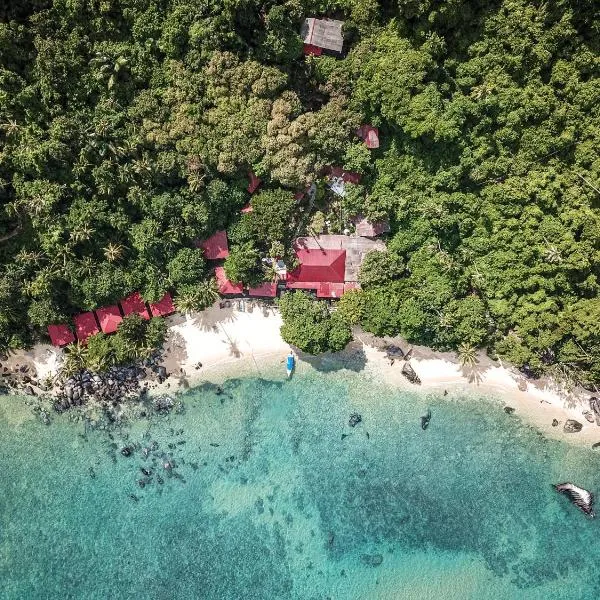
[{"xmin": 53, "ymin": 366, "xmax": 147, "ymax": 412}]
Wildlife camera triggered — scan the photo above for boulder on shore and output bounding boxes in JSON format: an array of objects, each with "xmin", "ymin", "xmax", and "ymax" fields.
[
  {"xmin": 401, "ymin": 362, "xmax": 421, "ymax": 385},
  {"xmin": 563, "ymin": 419, "xmax": 583, "ymax": 433}
]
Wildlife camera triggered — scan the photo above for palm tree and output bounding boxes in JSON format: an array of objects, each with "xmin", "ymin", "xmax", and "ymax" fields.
[
  {"xmin": 174, "ymin": 291, "xmax": 198, "ymax": 314},
  {"xmin": 458, "ymin": 343, "xmax": 478, "ymax": 368},
  {"xmin": 70, "ymin": 224, "xmax": 95, "ymax": 243},
  {"xmin": 103, "ymin": 242, "xmax": 125, "ymax": 262},
  {"xmin": 61, "ymin": 343, "xmax": 89, "ymax": 377},
  {"xmin": 196, "ymin": 278, "xmax": 220, "ymax": 309}
]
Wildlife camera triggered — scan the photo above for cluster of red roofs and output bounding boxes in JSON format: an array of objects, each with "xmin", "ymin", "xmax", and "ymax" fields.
[
  {"xmin": 199, "ymin": 230, "xmax": 358, "ymax": 301},
  {"xmin": 47, "ymin": 292, "xmax": 175, "ymax": 348},
  {"xmin": 48, "ymin": 128, "xmax": 380, "ymax": 347}
]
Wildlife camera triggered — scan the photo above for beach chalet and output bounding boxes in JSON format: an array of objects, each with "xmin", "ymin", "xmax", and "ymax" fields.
[
  {"xmin": 47, "ymin": 324, "xmax": 75, "ymax": 347},
  {"xmin": 356, "ymin": 125, "xmax": 380, "ymax": 149},
  {"xmin": 247, "ymin": 171, "xmax": 261, "ymax": 194},
  {"xmin": 214, "ymin": 266, "xmax": 243, "ymax": 295},
  {"xmin": 120, "ymin": 291, "xmax": 151, "ymax": 320},
  {"xmin": 148, "ymin": 292, "xmax": 176, "ymax": 317},
  {"xmin": 95, "ymin": 305, "xmax": 123, "ymax": 334},
  {"xmin": 285, "ymin": 235, "xmax": 386, "ymax": 298},
  {"xmin": 197, "ymin": 230, "xmax": 229, "ymax": 260},
  {"xmin": 354, "ymin": 216, "xmax": 390, "ymax": 238},
  {"xmin": 301, "ymin": 18, "xmax": 344, "ymax": 56},
  {"xmin": 73, "ymin": 312, "xmax": 100, "ymax": 344},
  {"xmin": 325, "ymin": 166, "xmax": 361, "ymax": 197},
  {"xmin": 286, "ymin": 246, "xmax": 347, "ymax": 299},
  {"xmin": 248, "ymin": 281, "xmax": 278, "ymax": 298}
]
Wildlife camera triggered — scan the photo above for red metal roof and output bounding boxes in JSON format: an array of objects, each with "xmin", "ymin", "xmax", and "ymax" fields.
[
  {"xmin": 74, "ymin": 312, "xmax": 100, "ymax": 344},
  {"xmin": 240, "ymin": 203, "xmax": 253, "ymax": 214},
  {"xmin": 317, "ymin": 282, "xmax": 346, "ymax": 298},
  {"xmin": 148, "ymin": 292, "xmax": 175, "ymax": 317},
  {"xmin": 327, "ymin": 166, "xmax": 361, "ymax": 185},
  {"xmin": 197, "ymin": 230, "xmax": 229, "ymax": 260},
  {"xmin": 95, "ymin": 305, "xmax": 123, "ymax": 334},
  {"xmin": 303, "ymin": 43, "xmax": 323, "ymax": 56},
  {"xmin": 248, "ymin": 281, "xmax": 277, "ymax": 297},
  {"xmin": 356, "ymin": 125, "xmax": 380, "ymax": 149},
  {"xmin": 47, "ymin": 324, "xmax": 75, "ymax": 347},
  {"xmin": 120, "ymin": 291, "xmax": 151, "ymax": 320},
  {"xmin": 215, "ymin": 267, "xmax": 243, "ymax": 295},
  {"xmin": 247, "ymin": 171, "xmax": 261, "ymax": 194},
  {"xmin": 287, "ymin": 248, "xmax": 346, "ymax": 285}
]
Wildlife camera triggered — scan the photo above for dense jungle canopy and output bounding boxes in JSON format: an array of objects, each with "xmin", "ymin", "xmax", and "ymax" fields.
[{"xmin": 0, "ymin": 0, "xmax": 599, "ymax": 384}]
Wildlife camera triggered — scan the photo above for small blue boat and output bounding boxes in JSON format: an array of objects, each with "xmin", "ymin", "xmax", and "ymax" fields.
[{"xmin": 286, "ymin": 352, "xmax": 295, "ymax": 378}]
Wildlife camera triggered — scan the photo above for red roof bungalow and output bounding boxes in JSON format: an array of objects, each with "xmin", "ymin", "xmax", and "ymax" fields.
[
  {"xmin": 74, "ymin": 312, "xmax": 100, "ymax": 344},
  {"xmin": 120, "ymin": 291, "xmax": 151, "ymax": 320},
  {"xmin": 327, "ymin": 166, "xmax": 361, "ymax": 185},
  {"xmin": 240, "ymin": 203, "xmax": 253, "ymax": 214},
  {"xmin": 248, "ymin": 281, "xmax": 278, "ymax": 298},
  {"xmin": 215, "ymin": 267, "xmax": 243, "ymax": 295},
  {"xmin": 286, "ymin": 248, "xmax": 346, "ymax": 292},
  {"xmin": 356, "ymin": 125, "xmax": 380, "ymax": 149},
  {"xmin": 247, "ymin": 171, "xmax": 261, "ymax": 194},
  {"xmin": 95, "ymin": 305, "xmax": 123, "ymax": 334},
  {"xmin": 197, "ymin": 230, "xmax": 229, "ymax": 260},
  {"xmin": 47, "ymin": 324, "xmax": 75, "ymax": 347},
  {"xmin": 148, "ymin": 292, "xmax": 176, "ymax": 317}
]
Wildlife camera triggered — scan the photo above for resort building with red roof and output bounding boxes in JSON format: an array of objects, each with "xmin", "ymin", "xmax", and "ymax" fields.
[
  {"xmin": 95, "ymin": 305, "xmax": 123, "ymax": 334},
  {"xmin": 197, "ymin": 230, "xmax": 229, "ymax": 260},
  {"xmin": 215, "ymin": 267, "xmax": 244, "ymax": 295},
  {"xmin": 120, "ymin": 291, "xmax": 151, "ymax": 320},
  {"xmin": 247, "ymin": 171, "xmax": 261, "ymax": 194},
  {"xmin": 47, "ymin": 324, "xmax": 76, "ymax": 347},
  {"xmin": 73, "ymin": 312, "xmax": 100, "ymax": 343},
  {"xmin": 356, "ymin": 125, "xmax": 380, "ymax": 149},
  {"xmin": 148, "ymin": 292, "xmax": 175, "ymax": 317}
]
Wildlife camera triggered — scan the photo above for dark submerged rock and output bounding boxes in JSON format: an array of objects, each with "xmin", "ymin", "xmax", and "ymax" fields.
[
  {"xmin": 348, "ymin": 412, "xmax": 362, "ymax": 427},
  {"xmin": 504, "ymin": 406, "xmax": 515, "ymax": 414},
  {"xmin": 360, "ymin": 553, "xmax": 384, "ymax": 567},
  {"xmin": 421, "ymin": 409, "xmax": 431, "ymax": 430}
]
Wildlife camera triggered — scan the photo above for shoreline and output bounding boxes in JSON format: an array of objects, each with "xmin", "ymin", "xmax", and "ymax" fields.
[{"xmin": 3, "ymin": 300, "xmax": 599, "ymax": 448}]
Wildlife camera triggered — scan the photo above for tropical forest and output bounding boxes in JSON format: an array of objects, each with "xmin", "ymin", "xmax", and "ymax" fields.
[{"xmin": 1, "ymin": 0, "xmax": 599, "ymax": 386}]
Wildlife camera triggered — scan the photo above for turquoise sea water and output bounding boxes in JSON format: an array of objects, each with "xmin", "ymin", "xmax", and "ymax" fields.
[{"xmin": 2, "ymin": 367, "xmax": 600, "ymax": 600}]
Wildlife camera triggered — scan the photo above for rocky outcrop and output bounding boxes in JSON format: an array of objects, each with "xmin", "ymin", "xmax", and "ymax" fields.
[
  {"xmin": 401, "ymin": 362, "xmax": 421, "ymax": 385},
  {"xmin": 348, "ymin": 412, "xmax": 362, "ymax": 427},
  {"xmin": 554, "ymin": 483, "xmax": 595, "ymax": 517},
  {"xmin": 563, "ymin": 419, "xmax": 583, "ymax": 433}
]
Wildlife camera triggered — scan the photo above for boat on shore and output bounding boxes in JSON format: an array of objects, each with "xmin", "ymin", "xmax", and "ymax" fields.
[{"xmin": 286, "ymin": 352, "xmax": 295, "ymax": 379}]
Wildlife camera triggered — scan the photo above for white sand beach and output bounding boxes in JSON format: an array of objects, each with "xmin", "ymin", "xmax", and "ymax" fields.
[{"xmin": 6, "ymin": 300, "xmax": 599, "ymax": 447}]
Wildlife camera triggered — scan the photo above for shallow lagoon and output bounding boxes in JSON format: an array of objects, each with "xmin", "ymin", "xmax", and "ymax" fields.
[{"xmin": 2, "ymin": 369, "xmax": 600, "ymax": 599}]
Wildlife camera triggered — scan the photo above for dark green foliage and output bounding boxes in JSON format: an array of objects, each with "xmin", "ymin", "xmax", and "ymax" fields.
[
  {"xmin": 0, "ymin": 0, "xmax": 599, "ymax": 385},
  {"xmin": 358, "ymin": 250, "xmax": 405, "ymax": 288},
  {"xmin": 224, "ymin": 242, "xmax": 263, "ymax": 287},
  {"xmin": 84, "ymin": 315, "xmax": 167, "ymax": 372},
  {"xmin": 279, "ymin": 291, "xmax": 352, "ymax": 354}
]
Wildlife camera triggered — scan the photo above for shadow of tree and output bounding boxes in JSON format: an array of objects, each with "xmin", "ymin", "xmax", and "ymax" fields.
[
  {"xmin": 296, "ymin": 342, "xmax": 367, "ymax": 373},
  {"xmin": 461, "ymin": 363, "xmax": 484, "ymax": 384}
]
